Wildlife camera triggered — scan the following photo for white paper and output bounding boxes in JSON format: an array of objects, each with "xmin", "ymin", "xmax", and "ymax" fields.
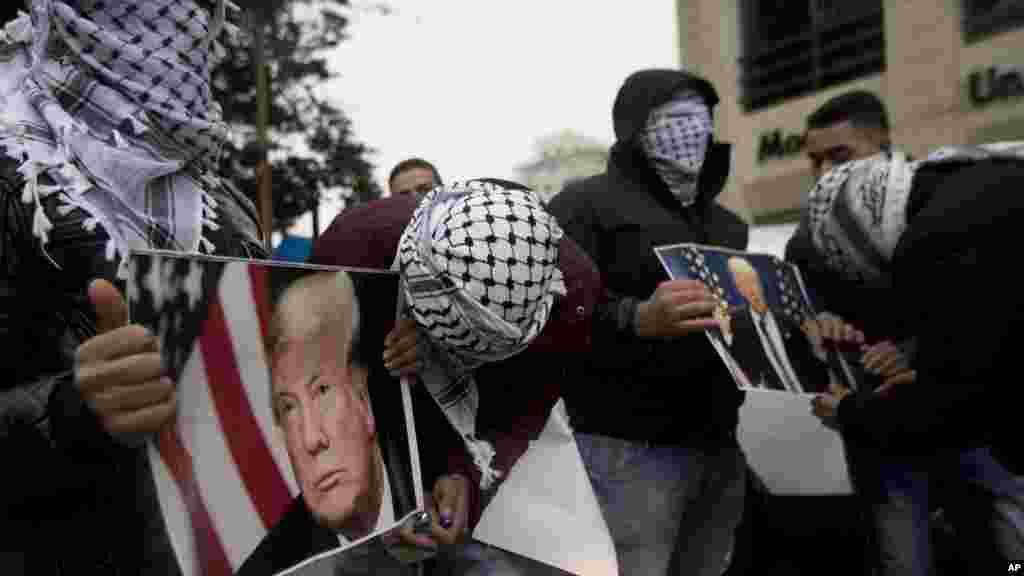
[
  {"xmin": 473, "ymin": 400, "xmax": 618, "ymax": 576},
  {"xmin": 737, "ymin": 388, "xmax": 853, "ymax": 496}
]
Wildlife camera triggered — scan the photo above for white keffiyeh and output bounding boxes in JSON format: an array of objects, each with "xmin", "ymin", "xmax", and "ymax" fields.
[
  {"xmin": 639, "ymin": 90, "xmax": 713, "ymax": 206},
  {"xmin": 806, "ymin": 141, "xmax": 1024, "ymax": 282},
  {"xmin": 395, "ymin": 179, "xmax": 566, "ymax": 489},
  {"xmin": 0, "ymin": 0, "xmax": 239, "ymax": 277}
]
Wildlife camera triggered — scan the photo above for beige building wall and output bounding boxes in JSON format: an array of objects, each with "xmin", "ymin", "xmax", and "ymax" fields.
[{"xmin": 677, "ymin": 1, "xmax": 1024, "ymax": 224}]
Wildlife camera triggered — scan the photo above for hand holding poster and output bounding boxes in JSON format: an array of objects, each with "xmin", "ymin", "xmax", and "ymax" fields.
[
  {"xmin": 127, "ymin": 250, "xmax": 424, "ymax": 576},
  {"xmin": 653, "ymin": 244, "xmax": 856, "ymax": 495}
]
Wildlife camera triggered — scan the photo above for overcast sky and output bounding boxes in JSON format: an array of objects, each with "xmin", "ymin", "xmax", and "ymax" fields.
[{"xmin": 287, "ymin": 0, "xmax": 679, "ymax": 237}]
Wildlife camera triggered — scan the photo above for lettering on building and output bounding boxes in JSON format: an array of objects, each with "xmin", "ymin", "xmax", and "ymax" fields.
[
  {"xmin": 757, "ymin": 130, "xmax": 806, "ymax": 163},
  {"xmin": 969, "ymin": 64, "xmax": 1024, "ymax": 107}
]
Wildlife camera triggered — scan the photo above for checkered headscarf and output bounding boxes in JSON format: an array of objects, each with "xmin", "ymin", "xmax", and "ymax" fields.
[
  {"xmin": 0, "ymin": 0, "xmax": 238, "ymax": 277},
  {"xmin": 639, "ymin": 90, "xmax": 713, "ymax": 206},
  {"xmin": 806, "ymin": 142, "xmax": 1024, "ymax": 282},
  {"xmin": 396, "ymin": 179, "xmax": 566, "ymax": 489}
]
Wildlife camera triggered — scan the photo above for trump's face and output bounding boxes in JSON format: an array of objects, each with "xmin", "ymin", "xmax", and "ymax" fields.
[
  {"xmin": 271, "ymin": 328, "xmax": 376, "ymax": 532},
  {"xmin": 734, "ymin": 271, "xmax": 767, "ymax": 314}
]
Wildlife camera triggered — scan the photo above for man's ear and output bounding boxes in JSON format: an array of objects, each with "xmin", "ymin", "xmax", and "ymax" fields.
[{"xmin": 870, "ymin": 128, "xmax": 891, "ymax": 152}]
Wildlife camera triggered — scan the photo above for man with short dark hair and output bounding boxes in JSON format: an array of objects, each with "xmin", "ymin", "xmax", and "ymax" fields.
[
  {"xmin": 804, "ymin": 90, "xmax": 891, "ymax": 182},
  {"xmin": 388, "ymin": 158, "xmax": 442, "ymax": 198},
  {"xmin": 807, "ymin": 143, "xmax": 1024, "ymax": 573},
  {"xmin": 787, "ymin": 91, "xmax": 1023, "ymax": 576},
  {"xmin": 787, "ymin": 90, "xmax": 902, "ymax": 336}
]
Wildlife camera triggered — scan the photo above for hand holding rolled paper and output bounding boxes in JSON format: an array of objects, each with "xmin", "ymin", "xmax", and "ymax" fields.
[{"xmin": 635, "ymin": 279, "xmax": 720, "ymax": 339}]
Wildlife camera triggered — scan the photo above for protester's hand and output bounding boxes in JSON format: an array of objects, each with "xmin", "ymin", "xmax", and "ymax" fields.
[
  {"xmin": 875, "ymin": 370, "xmax": 916, "ymax": 399},
  {"xmin": 801, "ymin": 312, "xmax": 865, "ymax": 360},
  {"xmin": 861, "ymin": 341, "xmax": 910, "ymax": 379},
  {"xmin": 397, "ymin": 474, "xmax": 470, "ymax": 549},
  {"xmin": 74, "ymin": 279, "xmax": 175, "ymax": 446},
  {"xmin": 811, "ymin": 381, "xmax": 852, "ymax": 424},
  {"xmin": 384, "ymin": 318, "xmax": 421, "ymax": 377},
  {"xmin": 635, "ymin": 280, "xmax": 720, "ymax": 340}
]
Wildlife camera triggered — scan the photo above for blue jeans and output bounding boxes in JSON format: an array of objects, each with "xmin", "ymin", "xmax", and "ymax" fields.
[
  {"xmin": 874, "ymin": 447, "xmax": 1024, "ymax": 576},
  {"xmin": 575, "ymin": 433, "xmax": 746, "ymax": 576}
]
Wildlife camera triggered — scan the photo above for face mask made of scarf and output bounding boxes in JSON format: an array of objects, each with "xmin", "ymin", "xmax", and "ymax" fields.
[
  {"xmin": 394, "ymin": 180, "xmax": 567, "ymax": 490},
  {"xmin": 639, "ymin": 92, "xmax": 713, "ymax": 207}
]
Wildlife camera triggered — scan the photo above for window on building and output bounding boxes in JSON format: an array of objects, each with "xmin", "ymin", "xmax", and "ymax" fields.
[
  {"xmin": 963, "ymin": 0, "xmax": 1024, "ymax": 42},
  {"xmin": 739, "ymin": 1, "xmax": 885, "ymax": 112}
]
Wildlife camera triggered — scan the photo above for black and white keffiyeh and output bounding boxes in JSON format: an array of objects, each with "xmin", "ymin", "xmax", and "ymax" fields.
[
  {"xmin": 0, "ymin": 0, "xmax": 239, "ymax": 277},
  {"xmin": 806, "ymin": 141, "xmax": 1024, "ymax": 282},
  {"xmin": 396, "ymin": 179, "xmax": 567, "ymax": 489},
  {"xmin": 639, "ymin": 90, "xmax": 712, "ymax": 206}
]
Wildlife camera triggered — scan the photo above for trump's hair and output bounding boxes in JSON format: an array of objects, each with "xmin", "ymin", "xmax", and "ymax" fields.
[
  {"xmin": 267, "ymin": 271, "xmax": 367, "ymax": 422},
  {"xmin": 727, "ymin": 257, "xmax": 765, "ymax": 291}
]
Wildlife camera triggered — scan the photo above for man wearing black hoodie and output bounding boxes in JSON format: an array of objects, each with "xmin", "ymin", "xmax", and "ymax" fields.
[{"xmin": 548, "ymin": 69, "xmax": 748, "ymax": 575}]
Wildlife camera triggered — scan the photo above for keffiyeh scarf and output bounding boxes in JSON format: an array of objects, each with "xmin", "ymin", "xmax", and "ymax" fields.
[
  {"xmin": 396, "ymin": 180, "xmax": 567, "ymax": 489},
  {"xmin": 639, "ymin": 90, "xmax": 713, "ymax": 206},
  {"xmin": 806, "ymin": 141, "xmax": 1024, "ymax": 282},
  {"xmin": 0, "ymin": 0, "xmax": 238, "ymax": 278}
]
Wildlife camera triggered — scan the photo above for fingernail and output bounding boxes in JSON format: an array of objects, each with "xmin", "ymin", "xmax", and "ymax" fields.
[{"xmin": 440, "ymin": 511, "xmax": 452, "ymax": 529}]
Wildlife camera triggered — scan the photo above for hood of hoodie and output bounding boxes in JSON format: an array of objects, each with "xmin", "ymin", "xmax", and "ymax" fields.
[{"xmin": 609, "ymin": 69, "xmax": 730, "ymax": 206}]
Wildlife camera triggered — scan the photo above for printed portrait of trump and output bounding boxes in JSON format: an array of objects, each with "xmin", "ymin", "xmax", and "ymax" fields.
[{"xmin": 237, "ymin": 270, "xmax": 402, "ymax": 575}]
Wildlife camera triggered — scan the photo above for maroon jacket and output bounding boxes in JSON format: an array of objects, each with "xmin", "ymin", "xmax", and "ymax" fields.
[{"xmin": 310, "ymin": 194, "xmax": 602, "ymax": 527}]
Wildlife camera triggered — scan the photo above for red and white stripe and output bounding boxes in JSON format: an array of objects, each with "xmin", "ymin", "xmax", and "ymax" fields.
[{"xmin": 149, "ymin": 263, "xmax": 300, "ymax": 575}]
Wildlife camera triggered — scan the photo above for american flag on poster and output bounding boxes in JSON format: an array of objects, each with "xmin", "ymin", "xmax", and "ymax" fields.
[{"xmin": 127, "ymin": 250, "xmax": 299, "ymax": 576}]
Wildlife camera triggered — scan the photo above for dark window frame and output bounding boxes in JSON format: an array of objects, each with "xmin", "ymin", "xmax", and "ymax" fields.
[
  {"xmin": 963, "ymin": 0, "xmax": 1024, "ymax": 43},
  {"xmin": 738, "ymin": 1, "xmax": 886, "ymax": 112}
]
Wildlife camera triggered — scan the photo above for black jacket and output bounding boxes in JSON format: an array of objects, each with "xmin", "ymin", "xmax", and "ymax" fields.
[
  {"xmin": 547, "ymin": 69, "xmax": 748, "ymax": 447},
  {"xmin": 0, "ymin": 155, "xmax": 266, "ymax": 574}
]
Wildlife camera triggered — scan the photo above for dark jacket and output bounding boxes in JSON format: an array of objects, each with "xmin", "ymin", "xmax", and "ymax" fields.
[
  {"xmin": 835, "ymin": 158, "xmax": 1022, "ymax": 467},
  {"xmin": 785, "ymin": 224, "xmax": 904, "ymax": 344},
  {"xmin": 547, "ymin": 69, "xmax": 748, "ymax": 447},
  {"xmin": 309, "ymin": 190, "xmax": 603, "ymax": 529},
  {"xmin": 0, "ymin": 154, "xmax": 266, "ymax": 574}
]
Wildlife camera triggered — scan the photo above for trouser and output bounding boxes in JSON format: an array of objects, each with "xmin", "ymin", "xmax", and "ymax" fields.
[
  {"xmin": 575, "ymin": 433, "xmax": 747, "ymax": 576},
  {"xmin": 873, "ymin": 447, "xmax": 1024, "ymax": 576}
]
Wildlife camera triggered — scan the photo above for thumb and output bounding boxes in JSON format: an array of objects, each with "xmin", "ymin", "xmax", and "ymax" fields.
[
  {"xmin": 432, "ymin": 476, "xmax": 459, "ymax": 529},
  {"xmin": 89, "ymin": 278, "xmax": 128, "ymax": 334}
]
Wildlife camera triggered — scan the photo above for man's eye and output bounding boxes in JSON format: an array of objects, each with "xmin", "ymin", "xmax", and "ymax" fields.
[
  {"xmin": 278, "ymin": 401, "xmax": 295, "ymax": 415},
  {"xmin": 315, "ymin": 383, "xmax": 331, "ymax": 397}
]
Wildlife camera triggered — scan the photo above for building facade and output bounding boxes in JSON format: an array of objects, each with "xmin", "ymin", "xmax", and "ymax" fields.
[{"xmin": 678, "ymin": 0, "xmax": 1024, "ymax": 224}]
